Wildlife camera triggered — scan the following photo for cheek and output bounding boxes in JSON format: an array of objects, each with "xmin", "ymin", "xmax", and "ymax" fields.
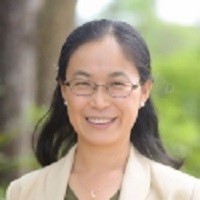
[
  {"xmin": 66, "ymin": 96, "xmax": 86, "ymax": 125},
  {"xmin": 119, "ymin": 95, "xmax": 141, "ymax": 125},
  {"xmin": 123, "ymin": 102, "xmax": 139, "ymax": 119}
]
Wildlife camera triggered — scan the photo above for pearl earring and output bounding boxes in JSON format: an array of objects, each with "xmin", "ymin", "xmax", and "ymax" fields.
[
  {"xmin": 64, "ymin": 101, "xmax": 67, "ymax": 106},
  {"xmin": 141, "ymin": 102, "xmax": 145, "ymax": 107}
]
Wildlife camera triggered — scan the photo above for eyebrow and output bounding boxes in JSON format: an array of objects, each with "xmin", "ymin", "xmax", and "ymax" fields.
[
  {"xmin": 71, "ymin": 70, "xmax": 91, "ymax": 78},
  {"xmin": 71, "ymin": 70, "xmax": 129, "ymax": 79},
  {"xmin": 109, "ymin": 71, "xmax": 129, "ymax": 78}
]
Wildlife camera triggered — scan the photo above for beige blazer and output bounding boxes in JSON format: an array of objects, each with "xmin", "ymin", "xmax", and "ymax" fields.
[{"xmin": 6, "ymin": 145, "xmax": 200, "ymax": 200}]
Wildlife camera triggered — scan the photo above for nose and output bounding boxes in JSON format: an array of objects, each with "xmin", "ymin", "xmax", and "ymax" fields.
[{"xmin": 90, "ymin": 85, "xmax": 110, "ymax": 109}]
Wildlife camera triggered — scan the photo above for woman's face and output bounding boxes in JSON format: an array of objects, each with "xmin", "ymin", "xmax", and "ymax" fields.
[{"xmin": 61, "ymin": 36, "xmax": 152, "ymax": 147}]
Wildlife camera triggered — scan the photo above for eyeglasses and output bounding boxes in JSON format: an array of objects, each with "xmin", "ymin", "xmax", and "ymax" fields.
[{"xmin": 63, "ymin": 79, "xmax": 141, "ymax": 98}]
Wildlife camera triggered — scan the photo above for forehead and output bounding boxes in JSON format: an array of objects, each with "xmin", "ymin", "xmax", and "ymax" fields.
[{"xmin": 66, "ymin": 36, "xmax": 139, "ymax": 80}]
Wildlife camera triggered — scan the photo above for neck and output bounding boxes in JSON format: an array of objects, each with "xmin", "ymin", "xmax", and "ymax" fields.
[{"xmin": 73, "ymin": 140, "xmax": 130, "ymax": 174}]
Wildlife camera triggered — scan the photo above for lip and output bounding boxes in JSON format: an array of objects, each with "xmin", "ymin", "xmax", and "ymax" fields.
[{"xmin": 85, "ymin": 117, "xmax": 117, "ymax": 129}]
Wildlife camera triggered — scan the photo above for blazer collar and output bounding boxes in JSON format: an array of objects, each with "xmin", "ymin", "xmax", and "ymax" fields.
[{"xmin": 44, "ymin": 145, "xmax": 150, "ymax": 200}]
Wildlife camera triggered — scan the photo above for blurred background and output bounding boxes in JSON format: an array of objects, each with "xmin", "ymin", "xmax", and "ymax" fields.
[{"xmin": 0, "ymin": 0, "xmax": 200, "ymax": 197}]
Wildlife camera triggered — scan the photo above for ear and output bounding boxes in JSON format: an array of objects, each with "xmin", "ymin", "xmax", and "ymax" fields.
[{"xmin": 140, "ymin": 79, "xmax": 153, "ymax": 107}]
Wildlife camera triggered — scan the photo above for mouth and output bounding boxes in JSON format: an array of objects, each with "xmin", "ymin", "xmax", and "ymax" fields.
[{"xmin": 86, "ymin": 117, "xmax": 116, "ymax": 125}]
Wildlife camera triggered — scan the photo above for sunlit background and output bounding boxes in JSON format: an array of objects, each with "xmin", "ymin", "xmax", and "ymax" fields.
[
  {"xmin": 0, "ymin": 0, "xmax": 200, "ymax": 197},
  {"xmin": 77, "ymin": 0, "xmax": 200, "ymax": 25}
]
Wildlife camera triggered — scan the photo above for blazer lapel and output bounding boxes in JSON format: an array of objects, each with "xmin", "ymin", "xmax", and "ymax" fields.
[
  {"xmin": 119, "ymin": 146, "xmax": 151, "ymax": 200},
  {"xmin": 44, "ymin": 145, "xmax": 76, "ymax": 200}
]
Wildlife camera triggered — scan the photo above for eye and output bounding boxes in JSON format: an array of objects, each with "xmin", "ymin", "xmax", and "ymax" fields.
[
  {"xmin": 74, "ymin": 81, "xmax": 90, "ymax": 86},
  {"xmin": 109, "ymin": 81, "xmax": 128, "ymax": 89},
  {"xmin": 72, "ymin": 80, "xmax": 92, "ymax": 89}
]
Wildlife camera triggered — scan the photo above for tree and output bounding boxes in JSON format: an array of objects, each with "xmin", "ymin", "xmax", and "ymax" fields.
[
  {"xmin": 36, "ymin": 0, "xmax": 77, "ymax": 106},
  {"xmin": 0, "ymin": 0, "xmax": 43, "ymax": 185}
]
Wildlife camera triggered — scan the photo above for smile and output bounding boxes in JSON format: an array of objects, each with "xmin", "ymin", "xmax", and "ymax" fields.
[{"xmin": 86, "ymin": 117, "xmax": 115, "ymax": 124}]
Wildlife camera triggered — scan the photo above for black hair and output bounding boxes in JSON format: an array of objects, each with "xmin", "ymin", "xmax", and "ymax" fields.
[{"xmin": 33, "ymin": 19, "xmax": 182, "ymax": 168}]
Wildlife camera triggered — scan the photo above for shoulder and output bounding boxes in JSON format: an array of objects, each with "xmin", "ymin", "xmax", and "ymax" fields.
[
  {"xmin": 149, "ymin": 159, "xmax": 200, "ymax": 199},
  {"xmin": 7, "ymin": 158, "xmax": 64, "ymax": 199},
  {"xmin": 6, "ymin": 145, "xmax": 76, "ymax": 200},
  {"xmin": 6, "ymin": 145, "xmax": 77, "ymax": 200},
  {"xmin": 6, "ymin": 148, "xmax": 74, "ymax": 200}
]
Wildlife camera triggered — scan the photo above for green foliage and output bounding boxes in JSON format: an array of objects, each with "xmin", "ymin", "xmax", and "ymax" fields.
[
  {"xmin": 0, "ymin": 105, "xmax": 45, "ymax": 186},
  {"xmin": 104, "ymin": 0, "xmax": 200, "ymax": 177},
  {"xmin": 0, "ymin": 187, "xmax": 5, "ymax": 200},
  {"xmin": 152, "ymin": 37, "xmax": 200, "ymax": 177}
]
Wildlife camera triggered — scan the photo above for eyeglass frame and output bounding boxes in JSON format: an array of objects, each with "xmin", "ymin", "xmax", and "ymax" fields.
[{"xmin": 62, "ymin": 79, "xmax": 142, "ymax": 98}]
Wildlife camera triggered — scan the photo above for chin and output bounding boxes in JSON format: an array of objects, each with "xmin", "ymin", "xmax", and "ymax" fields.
[{"xmin": 79, "ymin": 134, "xmax": 122, "ymax": 147}]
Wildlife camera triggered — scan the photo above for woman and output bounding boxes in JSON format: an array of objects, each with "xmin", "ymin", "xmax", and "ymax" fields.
[{"xmin": 7, "ymin": 19, "xmax": 200, "ymax": 200}]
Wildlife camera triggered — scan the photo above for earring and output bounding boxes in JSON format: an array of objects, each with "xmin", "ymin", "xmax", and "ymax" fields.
[
  {"xmin": 64, "ymin": 101, "xmax": 67, "ymax": 106},
  {"xmin": 141, "ymin": 102, "xmax": 145, "ymax": 108}
]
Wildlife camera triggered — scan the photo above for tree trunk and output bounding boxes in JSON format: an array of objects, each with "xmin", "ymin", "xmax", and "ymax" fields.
[
  {"xmin": 0, "ymin": 0, "xmax": 44, "ymax": 185},
  {"xmin": 0, "ymin": 0, "xmax": 77, "ymax": 186},
  {"xmin": 36, "ymin": 0, "xmax": 77, "ymax": 106}
]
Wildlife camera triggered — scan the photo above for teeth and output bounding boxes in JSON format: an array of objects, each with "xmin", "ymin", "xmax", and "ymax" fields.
[{"xmin": 87, "ymin": 118, "xmax": 113, "ymax": 124}]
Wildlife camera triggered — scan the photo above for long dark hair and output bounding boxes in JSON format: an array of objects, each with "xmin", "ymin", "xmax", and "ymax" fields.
[{"xmin": 33, "ymin": 19, "xmax": 182, "ymax": 168}]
